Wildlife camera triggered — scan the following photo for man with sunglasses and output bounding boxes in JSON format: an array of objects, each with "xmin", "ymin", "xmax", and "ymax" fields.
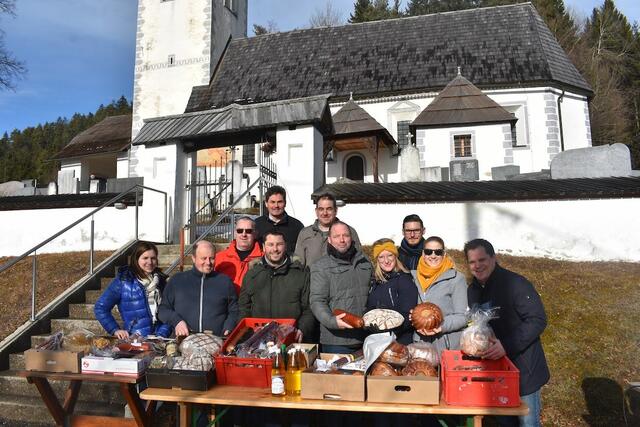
[
  {"xmin": 214, "ymin": 216, "xmax": 263, "ymax": 294},
  {"xmin": 398, "ymin": 214, "xmax": 426, "ymax": 273}
]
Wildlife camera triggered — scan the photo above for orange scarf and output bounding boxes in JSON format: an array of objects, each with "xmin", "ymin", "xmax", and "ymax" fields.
[{"xmin": 417, "ymin": 254, "xmax": 456, "ymax": 292}]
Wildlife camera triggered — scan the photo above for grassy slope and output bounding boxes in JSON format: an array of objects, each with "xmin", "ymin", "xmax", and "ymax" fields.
[
  {"xmin": 1, "ymin": 249, "xmax": 638, "ymax": 425},
  {"xmin": 0, "ymin": 251, "xmax": 111, "ymax": 342}
]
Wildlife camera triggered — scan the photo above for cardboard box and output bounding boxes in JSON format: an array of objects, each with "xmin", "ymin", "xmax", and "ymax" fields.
[
  {"xmin": 301, "ymin": 353, "xmax": 365, "ymax": 402},
  {"xmin": 286, "ymin": 343, "xmax": 318, "ymax": 368},
  {"xmin": 146, "ymin": 368, "xmax": 215, "ymax": 391},
  {"xmin": 367, "ymin": 374, "xmax": 439, "ymax": 405},
  {"xmin": 81, "ymin": 353, "xmax": 152, "ymax": 376},
  {"xmin": 25, "ymin": 349, "xmax": 84, "ymax": 373}
]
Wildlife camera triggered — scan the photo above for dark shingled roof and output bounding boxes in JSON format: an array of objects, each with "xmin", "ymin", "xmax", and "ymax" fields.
[
  {"xmin": 53, "ymin": 115, "xmax": 132, "ymax": 160},
  {"xmin": 412, "ymin": 74, "xmax": 517, "ymax": 127},
  {"xmin": 331, "ymin": 100, "xmax": 396, "ymax": 145},
  {"xmin": 186, "ymin": 3, "xmax": 591, "ymax": 113},
  {"xmin": 312, "ymin": 177, "xmax": 640, "ymax": 204}
]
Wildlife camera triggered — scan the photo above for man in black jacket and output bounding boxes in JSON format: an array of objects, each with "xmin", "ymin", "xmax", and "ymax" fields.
[
  {"xmin": 255, "ymin": 185, "xmax": 304, "ymax": 254},
  {"xmin": 239, "ymin": 231, "xmax": 316, "ymax": 341},
  {"xmin": 465, "ymin": 239, "xmax": 549, "ymax": 427},
  {"xmin": 159, "ymin": 241, "xmax": 238, "ymax": 337}
]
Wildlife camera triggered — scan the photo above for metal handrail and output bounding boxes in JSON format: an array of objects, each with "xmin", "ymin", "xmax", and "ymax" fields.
[
  {"xmin": 187, "ymin": 181, "xmax": 232, "ymax": 227},
  {"xmin": 165, "ymin": 177, "xmax": 263, "ymax": 275},
  {"xmin": 0, "ymin": 184, "xmax": 168, "ymax": 321}
]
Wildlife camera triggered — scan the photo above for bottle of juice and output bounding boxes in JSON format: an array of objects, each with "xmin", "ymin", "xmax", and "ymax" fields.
[
  {"xmin": 285, "ymin": 348, "xmax": 302, "ymax": 396},
  {"xmin": 271, "ymin": 347, "xmax": 286, "ymax": 396}
]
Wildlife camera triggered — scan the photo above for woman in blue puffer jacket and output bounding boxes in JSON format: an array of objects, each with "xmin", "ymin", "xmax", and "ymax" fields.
[{"xmin": 94, "ymin": 241, "xmax": 171, "ymax": 338}]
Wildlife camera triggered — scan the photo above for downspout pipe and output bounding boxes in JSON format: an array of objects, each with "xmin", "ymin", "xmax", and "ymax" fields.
[{"xmin": 557, "ymin": 91, "xmax": 565, "ymax": 152}]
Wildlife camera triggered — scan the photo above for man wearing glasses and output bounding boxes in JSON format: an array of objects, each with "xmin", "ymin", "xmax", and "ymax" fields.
[
  {"xmin": 215, "ymin": 216, "xmax": 263, "ymax": 295},
  {"xmin": 398, "ymin": 214, "xmax": 426, "ymax": 272}
]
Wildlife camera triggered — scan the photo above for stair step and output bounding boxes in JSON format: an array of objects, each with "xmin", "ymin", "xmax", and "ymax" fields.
[
  {"xmin": 0, "ymin": 394, "xmax": 123, "ymax": 425},
  {"xmin": 50, "ymin": 319, "xmax": 104, "ymax": 336},
  {"xmin": 158, "ymin": 254, "xmax": 193, "ymax": 266},
  {"xmin": 69, "ymin": 304, "xmax": 120, "ymax": 320},
  {"xmin": 85, "ymin": 290, "xmax": 102, "ymax": 304},
  {"xmin": 101, "ymin": 277, "xmax": 113, "ymax": 288},
  {"xmin": 156, "ymin": 244, "xmax": 182, "ymax": 257},
  {"xmin": 0, "ymin": 371, "xmax": 125, "ymax": 404},
  {"xmin": 9, "ymin": 354, "xmax": 24, "ymax": 371}
]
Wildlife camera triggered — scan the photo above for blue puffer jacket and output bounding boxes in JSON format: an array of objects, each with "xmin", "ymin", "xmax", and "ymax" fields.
[{"xmin": 94, "ymin": 266, "xmax": 171, "ymax": 337}]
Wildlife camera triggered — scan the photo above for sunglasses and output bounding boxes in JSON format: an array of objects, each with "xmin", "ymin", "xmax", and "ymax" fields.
[
  {"xmin": 423, "ymin": 249, "xmax": 444, "ymax": 256},
  {"xmin": 236, "ymin": 228, "xmax": 253, "ymax": 234}
]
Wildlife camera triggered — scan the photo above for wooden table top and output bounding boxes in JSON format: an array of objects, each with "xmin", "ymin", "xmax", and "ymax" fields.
[
  {"xmin": 140, "ymin": 385, "xmax": 528, "ymax": 416},
  {"xmin": 18, "ymin": 370, "xmax": 142, "ymax": 384}
]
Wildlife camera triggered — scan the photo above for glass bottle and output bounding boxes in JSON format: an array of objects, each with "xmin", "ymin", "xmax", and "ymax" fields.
[
  {"xmin": 271, "ymin": 347, "xmax": 286, "ymax": 396},
  {"xmin": 285, "ymin": 348, "xmax": 302, "ymax": 396}
]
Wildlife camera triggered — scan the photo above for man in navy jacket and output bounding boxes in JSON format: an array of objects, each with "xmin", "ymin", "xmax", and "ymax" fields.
[
  {"xmin": 465, "ymin": 238, "xmax": 549, "ymax": 427},
  {"xmin": 159, "ymin": 241, "xmax": 238, "ymax": 337}
]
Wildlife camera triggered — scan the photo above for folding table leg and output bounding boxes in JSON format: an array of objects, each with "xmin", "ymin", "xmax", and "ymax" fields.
[{"xmin": 28, "ymin": 377, "xmax": 66, "ymax": 426}]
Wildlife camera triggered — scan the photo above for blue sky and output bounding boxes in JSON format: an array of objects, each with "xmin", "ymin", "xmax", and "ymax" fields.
[{"xmin": 0, "ymin": 0, "xmax": 638, "ymax": 136}]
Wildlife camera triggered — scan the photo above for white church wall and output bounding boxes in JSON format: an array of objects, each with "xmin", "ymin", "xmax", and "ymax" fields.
[
  {"xmin": 416, "ymin": 124, "xmax": 505, "ymax": 180},
  {"xmin": 336, "ymin": 198, "xmax": 640, "ymax": 262},
  {"xmin": 326, "ymin": 147, "xmax": 400, "ymax": 184},
  {"xmin": 117, "ymin": 152, "xmax": 129, "ymax": 179},
  {"xmin": 0, "ymin": 207, "xmax": 136, "ymax": 257},
  {"xmin": 131, "ymin": 0, "xmax": 247, "ymax": 138},
  {"xmin": 327, "ymin": 87, "xmax": 591, "ymax": 180},
  {"xmin": 276, "ymin": 125, "xmax": 324, "ymax": 226}
]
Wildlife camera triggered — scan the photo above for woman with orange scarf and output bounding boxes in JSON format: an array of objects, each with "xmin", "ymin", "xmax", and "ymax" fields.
[{"xmin": 414, "ymin": 236, "xmax": 468, "ymax": 352}]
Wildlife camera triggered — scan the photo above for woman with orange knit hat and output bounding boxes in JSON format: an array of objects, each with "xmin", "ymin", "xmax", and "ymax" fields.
[
  {"xmin": 414, "ymin": 236, "xmax": 468, "ymax": 352},
  {"xmin": 366, "ymin": 238, "xmax": 418, "ymax": 344}
]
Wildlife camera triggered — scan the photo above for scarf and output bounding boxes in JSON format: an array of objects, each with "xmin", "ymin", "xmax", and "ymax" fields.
[
  {"xmin": 139, "ymin": 273, "xmax": 161, "ymax": 323},
  {"xmin": 327, "ymin": 241, "xmax": 357, "ymax": 262},
  {"xmin": 399, "ymin": 238, "xmax": 425, "ymax": 270},
  {"xmin": 417, "ymin": 254, "xmax": 456, "ymax": 292}
]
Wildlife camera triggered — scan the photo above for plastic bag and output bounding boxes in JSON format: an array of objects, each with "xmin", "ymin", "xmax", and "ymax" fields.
[
  {"xmin": 62, "ymin": 329, "xmax": 95, "ymax": 353},
  {"xmin": 36, "ymin": 331, "xmax": 63, "ymax": 351},
  {"xmin": 407, "ymin": 341, "xmax": 440, "ymax": 367},
  {"xmin": 378, "ymin": 341, "xmax": 409, "ymax": 367},
  {"xmin": 460, "ymin": 306, "xmax": 498, "ymax": 357},
  {"xmin": 179, "ymin": 333, "xmax": 223, "ymax": 358},
  {"xmin": 172, "ymin": 353, "xmax": 213, "ymax": 371}
]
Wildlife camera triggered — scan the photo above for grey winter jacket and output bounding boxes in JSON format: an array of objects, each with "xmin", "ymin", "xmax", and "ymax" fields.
[
  {"xmin": 309, "ymin": 251, "xmax": 372, "ymax": 346},
  {"xmin": 294, "ymin": 220, "xmax": 361, "ymax": 268},
  {"xmin": 414, "ymin": 268, "xmax": 468, "ymax": 353}
]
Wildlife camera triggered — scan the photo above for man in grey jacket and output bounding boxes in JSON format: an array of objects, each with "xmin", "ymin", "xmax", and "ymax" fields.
[
  {"xmin": 295, "ymin": 192, "xmax": 361, "ymax": 268},
  {"xmin": 310, "ymin": 221, "xmax": 372, "ymax": 354}
]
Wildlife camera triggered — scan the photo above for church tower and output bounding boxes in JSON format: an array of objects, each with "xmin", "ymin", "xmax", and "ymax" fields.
[{"xmin": 131, "ymin": 0, "xmax": 247, "ymax": 139}]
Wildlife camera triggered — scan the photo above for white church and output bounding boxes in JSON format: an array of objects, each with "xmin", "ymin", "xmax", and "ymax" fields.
[{"xmin": 7, "ymin": 1, "xmax": 640, "ymax": 261}]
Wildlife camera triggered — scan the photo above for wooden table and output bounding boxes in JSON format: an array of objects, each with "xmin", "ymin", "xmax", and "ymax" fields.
[
  {"xmin": 18, "ymin": 370, "xmax": 155, "ymax": 427},
  {"xmin": 141, "ymin": 384, "xmax": 528, "ymax": 427}
]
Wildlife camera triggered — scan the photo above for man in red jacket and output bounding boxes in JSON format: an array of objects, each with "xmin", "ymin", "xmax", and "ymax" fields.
[{"xmin": 214, "ymin": 216, "xmax": 263, "ymax": 294}]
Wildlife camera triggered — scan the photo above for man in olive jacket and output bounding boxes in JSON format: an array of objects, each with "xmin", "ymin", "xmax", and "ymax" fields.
[
  {"xmin": 465, "ymin": 238, "xmax": 549, "ymax": 427},
  {"xmin": 310, "ymin": 221, "xmax": 372, "ymax": 354},
  {"xmin": 295, "ymin": 192, "xmax": 361, "ymax": 268},
  {"xmin": 239, "ymin": 231, "xmax": 316, "ymax": 342}
]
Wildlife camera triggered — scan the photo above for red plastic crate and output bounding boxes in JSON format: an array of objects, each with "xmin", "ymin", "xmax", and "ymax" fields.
[
  {"xmin": 441, "ymin": 350, "xmax": 520, "ymax": 407},
  {"xmin": 215, "ymin": 318, "xmax": 296, "ymax": 388}
]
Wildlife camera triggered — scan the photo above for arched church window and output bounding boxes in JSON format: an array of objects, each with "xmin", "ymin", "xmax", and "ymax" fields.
[{"xmin": 345, "ymin": 155, "xmax": 365, "ymax": 182}]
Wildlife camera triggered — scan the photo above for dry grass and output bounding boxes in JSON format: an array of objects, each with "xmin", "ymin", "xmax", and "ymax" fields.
[{"xmin": 0, "ymin": 251, "xmax": 111, "ymax": 342}]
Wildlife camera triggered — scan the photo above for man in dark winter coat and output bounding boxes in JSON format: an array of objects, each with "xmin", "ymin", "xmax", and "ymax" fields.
[
  {"xmin": 159, "ymin": 241, "xmax": 238, "ymax": 337},
  {"xmin": 254, "ymin": 185, "xmax": 303, "ymax": 254},
  {"xmin": 310, "ymin": 221, "xmax": 372, "ymax": 354},
  {"xmin": 398, "ymin": 214, "xmax": 426, "ymax": 272},
  {"xmin": 239, "ymin": 231, "xmax": 316, "ymax": 341},
  {"xmin": 465, "ymin": 238, "xmax": 549, "ymax": 427}
]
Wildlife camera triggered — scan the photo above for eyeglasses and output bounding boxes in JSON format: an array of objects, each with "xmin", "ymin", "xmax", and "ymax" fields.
[
  {"xmin": 403, "ymin": 229, "xmax": 423, "ymax": 235},
  {"xmin": 236, "ymin": 228, "xmax": 253, "ymax": 234},
  {"xmin": 423, "ymin": 249, "xmax": 444, "ymax": 256}
]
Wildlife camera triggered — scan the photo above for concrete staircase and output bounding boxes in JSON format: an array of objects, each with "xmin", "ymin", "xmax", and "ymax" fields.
[{"xmin": 0, "ymin": 244, "xmax": 188, "ymax": 426}]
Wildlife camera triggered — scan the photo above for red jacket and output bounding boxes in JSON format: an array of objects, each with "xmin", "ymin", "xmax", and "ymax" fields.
[{"xmin": 214, "ymin": 240, "xmax": 263, "ymax": 294}]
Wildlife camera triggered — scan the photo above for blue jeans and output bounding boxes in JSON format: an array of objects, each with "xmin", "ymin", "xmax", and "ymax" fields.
[{"xmin": 497, "ymin": 389, "xmax": 542, "ymax": 427}]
